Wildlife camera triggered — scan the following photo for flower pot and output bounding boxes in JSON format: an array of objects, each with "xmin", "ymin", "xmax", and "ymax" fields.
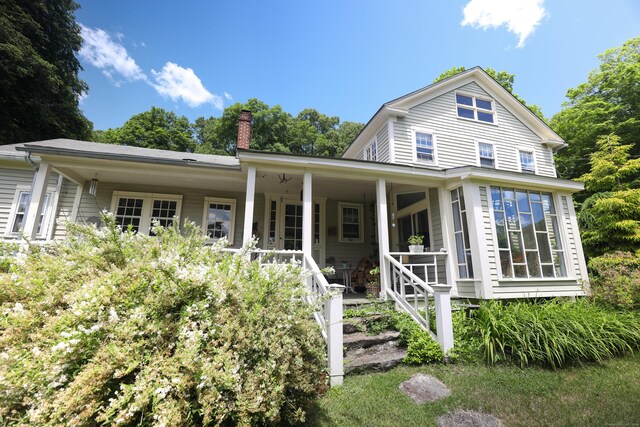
[{"xmin": 408, "ymin": 245, "xmax": 424, "ymax": 253}]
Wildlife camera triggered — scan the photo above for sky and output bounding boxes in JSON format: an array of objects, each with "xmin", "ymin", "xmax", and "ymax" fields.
[{"xmin": 75, "ymin": 0, "xmax": 640, "ymax": 131}]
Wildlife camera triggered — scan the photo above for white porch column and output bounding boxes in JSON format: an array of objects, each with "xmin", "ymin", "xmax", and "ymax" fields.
[
  {"xmin": 376, "ymin": 178, "xmax": 390, "ymax": 298},
  {"xmin": 22, "ymin": 160, "xmax": 52, "ymax": 240},
  {"xmin": 242, "ymin": 166, "xmax": 256, "ymax": 245},
  {"xmin": 302, "ymin": 172, "xmax": 313, "ymax": 256}
]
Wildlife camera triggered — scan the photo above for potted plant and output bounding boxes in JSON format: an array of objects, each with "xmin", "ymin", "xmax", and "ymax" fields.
[
  {"xmin": 365, "ymin": 266, "xmax": 380, "ymax": 296},
  {"xmin": 408, "ymin": 234, "xmax": 424, "ymax": 253}
]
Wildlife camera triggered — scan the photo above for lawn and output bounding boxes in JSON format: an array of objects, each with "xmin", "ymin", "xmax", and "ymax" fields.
[{"xmin": 308, "ymin": 354, "xmax": 640, "ymax": 426}]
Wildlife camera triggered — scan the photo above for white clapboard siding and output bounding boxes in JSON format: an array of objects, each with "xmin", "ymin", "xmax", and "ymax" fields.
[
  {"xmin": 376, "ymin": 123, "xmax": 390, "ymax": 163},
  {"xmin": 393, "ymin": 82, "xmax": 556, "ymax": 176}
]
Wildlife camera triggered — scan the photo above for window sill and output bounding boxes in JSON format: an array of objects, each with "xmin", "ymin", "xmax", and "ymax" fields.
[{"xmin": 498, "ymin": 277, "xmax": 579, "ymax": 285}]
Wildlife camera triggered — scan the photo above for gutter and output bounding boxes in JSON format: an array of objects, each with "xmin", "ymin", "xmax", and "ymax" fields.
[{"xmin": 15, "ymin": 146, "xmax": 240, "ymax": 170}]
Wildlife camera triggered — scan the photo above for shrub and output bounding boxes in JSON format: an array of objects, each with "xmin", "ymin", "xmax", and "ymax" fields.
[
  {"xmin": 588, "ymin": 251, "xmax": 640, "ymax": 309},
  {"xmin": 0, "ymin": 215, "xmax": 326, "ymax": 426},
  {"xmin": 0, "ymin": 242, "xmax": 18, "ymax": 273},
  {"xmin": 474, "ymin": 299, "xmax": 640, "ymax": 368}
]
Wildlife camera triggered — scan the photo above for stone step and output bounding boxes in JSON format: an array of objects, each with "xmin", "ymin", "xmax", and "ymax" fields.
[
  {"xmin": 343, "ymin": 330, "xmax": 400, "ymax": 351},
  {"xmin": 345, "ymin": 341, "xmax": 407, "ymax": 375},
  {"xmin": 343, "ymin": 314, "xmax": 388, "ymax": 335}
]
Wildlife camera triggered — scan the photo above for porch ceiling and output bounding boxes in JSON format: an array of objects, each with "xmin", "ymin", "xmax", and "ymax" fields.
[
  {"xmin": 255, "ymin": 171, "xmax": 379, "ymax": 200},
  {"xmin": 44, "ymin": 155, "xmax": 247, "ymax": 192}
]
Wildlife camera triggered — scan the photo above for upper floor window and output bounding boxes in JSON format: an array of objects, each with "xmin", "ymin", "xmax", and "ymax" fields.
[
  {"xmin": 203, "ymin": 197, "xmax": 236, "ymax": 243},
  {"xmin": 112, "ymin": 191, "xmax": 182, "ymax": 235},
  {"xmin": 5, "ymin": 188, "xmax": 52, "ymax": 238},
  {"xmin": 519, "ymin": 150, "xmax": 536, "ymax": 173},
  {"xmin": 478, "ymin": 142, "xmax": 495, "ymax": 168},
  {"xmin": 456, "ymin": 93, "xmax": 495, "ymax": 123},
  {"xmin": 414, "ymin": 131, "xmax": 436, "ymax": 164},
  {"xmin": 365, "ymin": 139, "xmax": 377, "ymax": 161}
]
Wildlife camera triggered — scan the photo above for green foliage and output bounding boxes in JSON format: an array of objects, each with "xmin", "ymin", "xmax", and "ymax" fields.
[
  {"xmin": 577, "ymin": 134, "xmax": 640, "ymax": 257},
  {"xmin": 588, "ymin": 251, "xmax": 640, "ymax": 310},
  {"xmin": 93, "ymin": 106, "xmax": 196, "ymax": 152},
  {"xmin": 0, "ymin": 0, "xmax": 92, "ymax": 144},
  {"xmin": 448, "ymin": 309, "xmax": 483, "ymax": 363},
  {"xmin": 0, "ymin": 242, "xmax": 18, "ymax": 273},
  {"xmin": 473, "ymin": 300, "xmax": 640, "ymax": 368},
  {"xmin": 0, "ymin": 215, "xmax": 325, "ymax": 425},
  {"xmin": 433, "ymin": 66, "xmax": 545, "ymax": 120},
  {"xmin": 193, "ymin": 99, "xmax": 364, "ymax": 157},
  {"xmin": 407, "ymin": 234, "xmax": 424, "ymax": 245},
  {"xmin": 552, "ymin": 36, "xmax": 640, "ymax": 180}
]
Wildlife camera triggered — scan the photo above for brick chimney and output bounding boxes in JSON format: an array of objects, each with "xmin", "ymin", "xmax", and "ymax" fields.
[{"xmin": 237, "ymin": 109, "xmax": 252, "ymax": 151}]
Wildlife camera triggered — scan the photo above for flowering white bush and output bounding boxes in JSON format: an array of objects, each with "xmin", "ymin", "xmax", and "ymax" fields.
[{"xmin": 0, "ymin": 214, "xmax": 326, "ymax": 426}]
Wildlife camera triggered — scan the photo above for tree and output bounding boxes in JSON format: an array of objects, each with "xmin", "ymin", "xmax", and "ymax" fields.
[
  {"xmin": 577, "ymin": 134, "xmax": 640, "ymax": 258},
  {"xmin": 433, "ymin": 66, "xmax": 545, "ymax": 120},
  {"xmin": 551, "ymin": 37, "xmax": 640, "ymax": 180},
  {"xmin": 94, "ymin": 107, "xmax": 196, "ymax": 152},
  {"xmin": 0, "ymin": 0, "xmax": 92, "ymax": 144}
]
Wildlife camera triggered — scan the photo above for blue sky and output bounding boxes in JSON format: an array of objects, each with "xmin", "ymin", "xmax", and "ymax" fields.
[{"xmin": 76, "ymin": 1, "xmax": 640, "ymax": 131}]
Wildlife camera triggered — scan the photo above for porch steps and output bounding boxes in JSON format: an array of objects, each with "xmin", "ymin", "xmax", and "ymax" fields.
[{"xmin": 343, "ymin": 318, "xmax": 406, "ymax": 375}]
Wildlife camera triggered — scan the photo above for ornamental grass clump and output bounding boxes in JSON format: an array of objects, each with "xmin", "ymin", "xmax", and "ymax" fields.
[
  {"xmin": 474, "ymin": 299, "xmax": 640, "ymax": 368},
  {"xmin": 0, "ymin": 214, "xmax": 326, "ymax": 426}
]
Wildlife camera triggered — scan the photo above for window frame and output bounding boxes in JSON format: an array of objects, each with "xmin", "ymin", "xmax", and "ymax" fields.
[
  {"xmin": 517, "ymin": 149, "xmax": 537, "ymax": 174},
  {"xmin": 338, "ymin": 202, "xmax": 364, "ymax": 243},
  {"xmin": 476, "ymin": 140, "xmax": 497, "ymax": 169},
  {"xmin": 364, "ymin": 137, "xmax": 378, "ymax": 161},
  {"xmin": 454, "ymin": 91, "xmax": 497, "ymax": 125},
  {"xmin": 110, "ymin": 191, "xmax": 183, "ymax": 235},
  {"xmin": 411, "ymin": 127, "xmax": 438, "ymax": 165},
  {"xmin": 5, "ymin": 185, "xmax": 53, "ymax": 239},
  {"xmin": 202, "ymin": 196, "xmax": 237, "ymax": 244}
]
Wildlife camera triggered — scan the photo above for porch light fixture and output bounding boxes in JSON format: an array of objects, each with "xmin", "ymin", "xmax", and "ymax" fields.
[{"xmin": 89, "ymin": 178, "xmax": 99, "ymax": 196}]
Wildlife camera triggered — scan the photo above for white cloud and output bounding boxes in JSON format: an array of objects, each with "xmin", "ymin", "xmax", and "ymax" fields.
[
  {"xmin": 79, "ymin": 24, "xmax": 148, "ymax": 82},
  {"xmin": 151, "ymin": 62, "xmax": 223, "ymax": 109},
  {"xmin": 461, "ymin": 0, "xmax": 546, "ymax": 48},
  {"xmin": 224, "ymin": 91, "xmax": 233, "ymax": 101}
]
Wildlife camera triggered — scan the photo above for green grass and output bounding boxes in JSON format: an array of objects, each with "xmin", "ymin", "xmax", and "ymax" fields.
[{"xmin": 307, "ymin": 354, "xmax": 640, "ymax": 426}]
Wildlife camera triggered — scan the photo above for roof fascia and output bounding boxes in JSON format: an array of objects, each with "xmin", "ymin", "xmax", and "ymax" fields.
[{"xmin": 342, "ymin": 106, "xmax": 408, "ymax": 158}]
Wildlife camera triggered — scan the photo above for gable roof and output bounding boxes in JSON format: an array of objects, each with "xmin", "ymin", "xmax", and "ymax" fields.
[{"xmin": 342, "ymin": 67, "xmax": 565, "ymax": 158}]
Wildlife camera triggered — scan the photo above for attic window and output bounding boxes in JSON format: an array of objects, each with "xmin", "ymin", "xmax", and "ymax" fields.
[{"xmin": 456, "ymin": 93, "xmax": 495, "ymax": 123}]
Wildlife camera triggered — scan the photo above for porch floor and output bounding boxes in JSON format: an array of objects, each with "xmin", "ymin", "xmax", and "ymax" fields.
[{"xmin": 342, "ymin": 292, "xmax": 378, "ymax": 307}]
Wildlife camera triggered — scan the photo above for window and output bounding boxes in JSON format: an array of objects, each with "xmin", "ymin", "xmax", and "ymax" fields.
[
  {"xmin": 451, "ymin": 187, "xmax": 473, "ymax": 279},
  {"xmin": 6, "ymin": 189, "xmax": 51, "ymax": 238},
  {"xmin": 491, "ymin": 187, "xmax": 566, "ymax": 279},
  {"xmin": 268, "ymin": 200, "xmax": 277, "ymax": 245},
  {"xmin": 414, "ymin": 131, "xmax": 436, "ymax": 163},
  {"xmin": 456, "ymin": 93, "xmax": 495, "ymax": 123},
  {"xmin": 338, "ymin": 202, "xmax": 363, "ymax": 243},
  {"xmin": 477, "ymin": 142, "xmax": 495, "ymax": 168},
  {"xmin": 111, "ymin": 192, "xmax": 182, "ymax": 235},
  {"xmin": 203, "ymin": 197, "xmax": 236, "ymax": 243},
  {"xmin": 365, "ymin": 139, "xmax": 377, "ymax": 161},
  {"xmin": 519, "ymin": 150, "xmax": 536, "ymax": 173}
]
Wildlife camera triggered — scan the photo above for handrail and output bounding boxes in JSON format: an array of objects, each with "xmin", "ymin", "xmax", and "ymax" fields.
[{"xmin": 386, "ymin": 255, "xmax": 435, "ymax": 295}]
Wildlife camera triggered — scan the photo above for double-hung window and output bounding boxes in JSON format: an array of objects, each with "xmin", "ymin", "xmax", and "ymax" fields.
[
  {"xmin": 456, "ymin": 93, "xmax": 495, "ymax": 123},
  {"xmin": 414, "ymin": 130, "xmax": 437, "ymax": 164},
  {"xmin": 338, "ymin": 202, "xmax": 363, "ymax": 243},
  {"xmin": 203, "ymin": 197, "xmax": 236, "ymax": 243},
  {"xmin": 478, "ymin": 142, "xmax": 496, "ymax": 168},
  {"xmin": 365, "ymin": 139, "xmax": 377, "ymax": 161},
  {"xmin": 519, "ymin": 150, "xmax": 536, "ymax": 173},
  {"xmin": 111, "ymin": 191, "xmax": 182, "ymax": 235},
  {"xmin": 6, "ymin": 188, "xmax": 52, "ymax": 238}
]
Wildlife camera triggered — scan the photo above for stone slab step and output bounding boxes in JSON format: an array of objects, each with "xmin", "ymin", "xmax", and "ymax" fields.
[
  {"xmin": 345, "ymin": 341, "xmax": 407, "ymax": 375},
  {"xmin": 343, "ymin": 330, "xmax": 400, "ymax": 350}
]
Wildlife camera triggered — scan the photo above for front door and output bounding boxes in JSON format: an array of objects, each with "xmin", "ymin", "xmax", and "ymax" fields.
[{"xmin": 281, "ymin": 202, "xmax": 303, "ymax": 250}]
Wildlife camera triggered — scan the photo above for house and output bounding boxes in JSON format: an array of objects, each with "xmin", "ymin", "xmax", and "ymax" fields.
[
  {"xmin": 0, "ymin": 68, "xmax": 589, "ymax": 382},
  {"xmin": 0, "ymin": 67, "xmax": 588, "ymax": 298}
]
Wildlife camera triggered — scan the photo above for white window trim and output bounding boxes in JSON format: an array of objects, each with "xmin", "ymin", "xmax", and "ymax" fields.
[
  {"xmin": 5, "ymin": 185, "xmax": 54, "ymax": 239},
  {"xmin": 338, "ymin": 202, "xmax": 364, "ymax": 243},
  {"xmin": 517, "ymin": 148, "xmax": 537, "ymax": 174},
  {"xmin": 110, "ymin": 191, "xmax": 183, "ymax": 235},
  {"xmin": 411, "ymin": 127, "xmax": 438, "ymax": 166},
  {"xmin": 454, "ymin": 91, "xmax": 498, "ymax": 125},
  {"xmin": 202, "ymin": 196, "xmax": 237, "ymax": 244},
  {"xmin": 364, "ymin": 137, "xmax": 378, "ymax": 161},
  {"xmin": 475, "ymin": 140, "xmax": 498, "ymax": 169}
]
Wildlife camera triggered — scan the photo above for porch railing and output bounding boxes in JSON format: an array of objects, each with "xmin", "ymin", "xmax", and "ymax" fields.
[
  {"xmin": 384, "ymin": 252, "xmax": 454, "ymax": 353},
  {"xmin": 243, "ymin": 248, "xmax": 344, "ymax": 386}
]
